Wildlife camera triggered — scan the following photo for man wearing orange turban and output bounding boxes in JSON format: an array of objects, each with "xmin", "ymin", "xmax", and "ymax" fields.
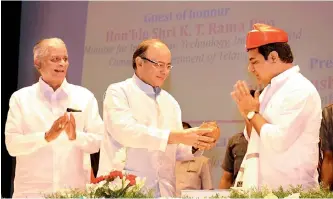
[{"xmin": 230, "ymin": 24, "xmax": 322, "ymax": 190}]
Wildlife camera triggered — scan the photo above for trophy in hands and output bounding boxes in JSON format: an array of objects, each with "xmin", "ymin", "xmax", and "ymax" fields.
[{"xmin": 199, "ymin": 121, "xmax": 221, "ymax": 142}]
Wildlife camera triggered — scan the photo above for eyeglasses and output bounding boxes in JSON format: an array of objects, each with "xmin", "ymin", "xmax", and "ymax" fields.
[{"xmin": 140, "ymin": 57, "xmax": 173, "ymax": 71}]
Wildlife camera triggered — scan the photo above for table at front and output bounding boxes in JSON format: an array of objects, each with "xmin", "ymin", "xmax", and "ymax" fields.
[{"xmin": 181, "ymin": 189, "xmax": 230, "ymax": 198}]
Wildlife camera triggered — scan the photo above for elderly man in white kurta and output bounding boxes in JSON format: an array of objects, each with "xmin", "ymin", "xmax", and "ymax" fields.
[
  {"xmin": 231, "ymin": 24, "xmax": 322, "ymax": 190},
  {"xmin": 98, "ymin": 39, "xmax": 220, "ymax": 197},
  {"xmin": 5, "ymin": 38, "xmax": 103, "ymax": 198}
]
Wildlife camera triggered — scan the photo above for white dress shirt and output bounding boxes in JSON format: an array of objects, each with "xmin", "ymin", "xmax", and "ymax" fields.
[
  {"xmin": 243, "ymin": 65, "xmax": 322, "ymax": 189},
  {"xmin": 98, "ymin": 74, "xmax": 201, "ymax": 197},
  {"xmin": 5, "ymin": 78, "xmax": 104, "ymax": 198}
]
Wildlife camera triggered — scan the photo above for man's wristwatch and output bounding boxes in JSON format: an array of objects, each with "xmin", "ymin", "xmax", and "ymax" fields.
[{"xmin": 247, "ymin": 111, "xmax": 258, "ymax": 120}]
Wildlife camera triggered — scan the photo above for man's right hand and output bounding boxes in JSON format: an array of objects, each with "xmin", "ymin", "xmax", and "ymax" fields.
[
  {"xmin": 169, "ymin": 127, "xmax": 217, "ymax": 150},
  {"xmin": 45, "ymin": 114, "xmax": 69, "ymax": 142}
]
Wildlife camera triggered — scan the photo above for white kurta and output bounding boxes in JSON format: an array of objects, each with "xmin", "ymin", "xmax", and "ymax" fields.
[
  {"xmin": 98, "ymin": 74, "xmax": 201, "ymax": 197},
  {"xmin": 5, "ymin": 78, "xmax": 104, "ymax": 198},
  {"xmin": 239, "ymin": 66, "xmax": 322, "ymax": 190}
]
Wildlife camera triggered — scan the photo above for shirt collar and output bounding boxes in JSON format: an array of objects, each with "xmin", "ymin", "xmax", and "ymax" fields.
[
  {"xmin": 132, "ymin": 73, "xmax": 161, "ymax": 95},
  {"xmin": 270, "ymin": 65, "xmax": 300, "ymax": 86},
  {"xmin": 38, "ymin": 77, "xmax": 70, "ymax": 97}
]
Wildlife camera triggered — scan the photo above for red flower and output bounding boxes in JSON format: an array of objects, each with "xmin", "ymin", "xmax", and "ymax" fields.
[
  {"xmin": 109, "ymin": 170, "xmax": 123, "ymax": 179},
  {"xmin": 92, "ymin": 176, "xmax": 105, "ymax": 184},
  {"xmin": 126, "ymin": 174, "xmax": 136, "ymax": 186}
]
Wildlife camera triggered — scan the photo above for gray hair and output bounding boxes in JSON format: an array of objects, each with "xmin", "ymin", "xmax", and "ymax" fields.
[{"xmin": 33, "ymin": 37, "xmax": 66, "ymax": 62}]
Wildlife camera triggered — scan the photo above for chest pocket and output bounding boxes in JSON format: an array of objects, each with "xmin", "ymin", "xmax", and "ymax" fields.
[
  {"xmin": 182, "ymin": 161, "xmax": 201, "ymax": 185},
  {"xmin": 71, "ymin": 112, "xmax": 85, "ymax": 131},
  {"xmin": 186, "ymin": 161, "xmax": 200, "ymax": 173}
]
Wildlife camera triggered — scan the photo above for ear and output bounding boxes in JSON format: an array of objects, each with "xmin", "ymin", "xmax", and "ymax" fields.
[
  {"xmin": 247, "ymin": 63, "xmax": 254, "ymax": 72},
  {"xmin": 135, "ymin": 57, "xmax": 143, "ymax": 68},
  {"xmin": 268, "ymin": 51, "xmax": 279, "ymax": 63},
  {"xmin": 34, "ymin": 59, "xmax": 42, "ymax": 70}
]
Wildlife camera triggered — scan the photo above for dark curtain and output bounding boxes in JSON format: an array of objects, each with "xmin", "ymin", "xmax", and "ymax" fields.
[{"xmin": 1, "ymin": 1, "xmax": 22, "ymax": 197}]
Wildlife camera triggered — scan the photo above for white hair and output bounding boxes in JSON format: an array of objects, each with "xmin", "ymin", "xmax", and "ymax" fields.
[{"xmin": 33, "ymin": 37, "xmax": 66, "ymax": 62}]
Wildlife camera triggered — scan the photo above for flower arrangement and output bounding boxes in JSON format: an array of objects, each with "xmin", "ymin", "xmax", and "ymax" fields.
[
  {"xmin": 202, "ymin": 185, "xmax": 333, "ymax": 199},
  {"xmin": 44, "ymin": 170, "xmax": 153, "ymax": 198},
  {"xmin": 227, "ymin": 185, "xmax": 333, "ymax": 199},
  {"xmin": 181, "ymin": 184, "xmax": 333, "ymax": 199}
]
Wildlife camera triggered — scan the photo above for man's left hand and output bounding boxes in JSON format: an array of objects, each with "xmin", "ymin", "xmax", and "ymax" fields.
[
  {"xmin": 231, "ymin": 80, "xmax": 260, "ymax": 116},
  {"xmin": 65, "ymin": 113, "xmax": 76, "ymax": 140}
]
